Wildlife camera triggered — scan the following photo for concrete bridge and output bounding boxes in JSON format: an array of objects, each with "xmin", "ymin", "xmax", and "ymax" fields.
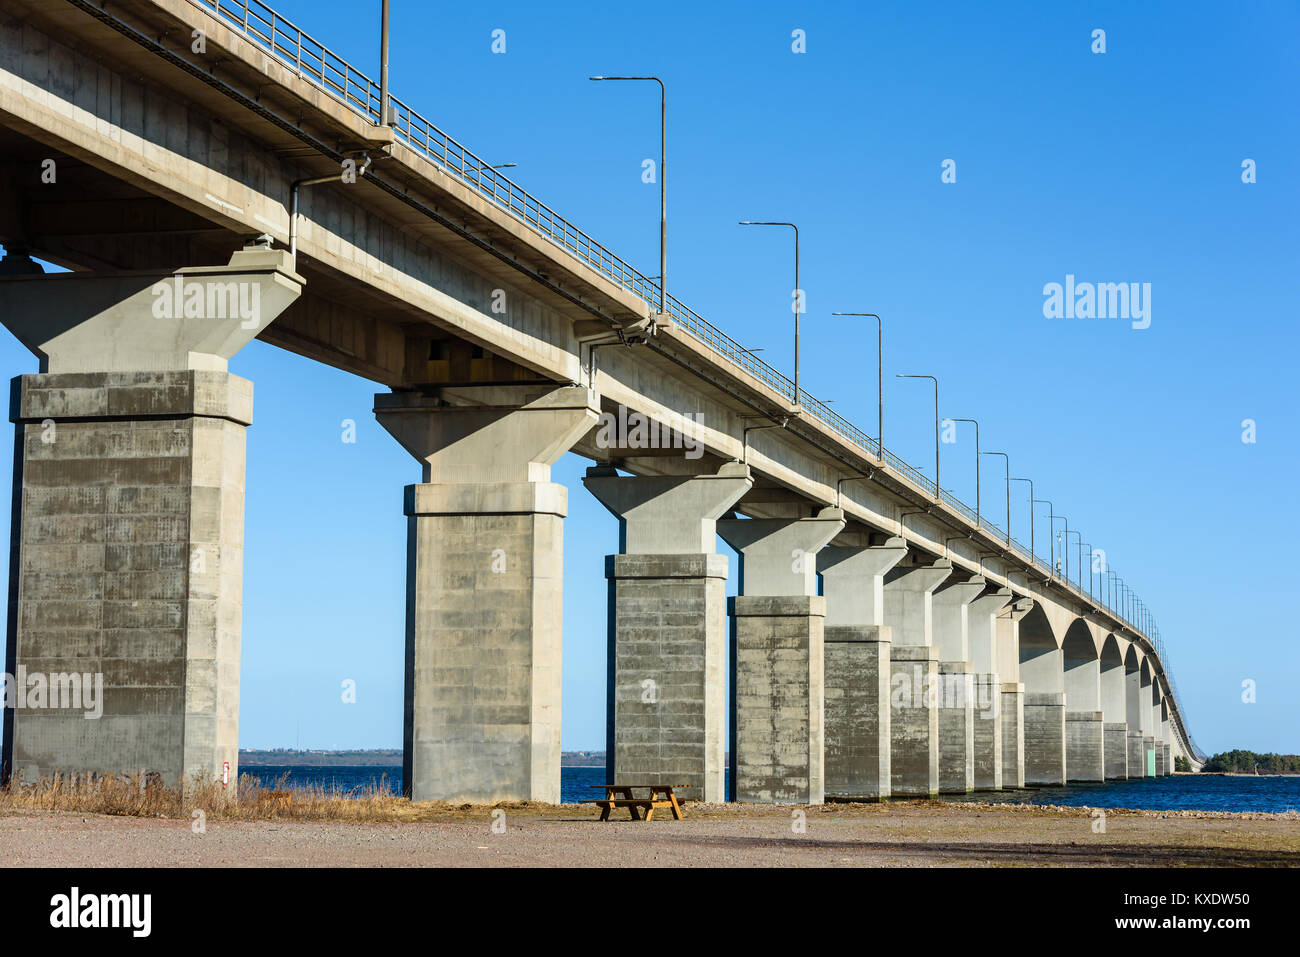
[{"xmin": 0, "ymin": 0, "xmax": 1204, "ymax": 800}]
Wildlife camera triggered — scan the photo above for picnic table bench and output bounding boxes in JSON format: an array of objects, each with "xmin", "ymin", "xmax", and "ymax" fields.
[{"xmin": 588, "ymin": 783, "xmax": 687, "ymax": 821}]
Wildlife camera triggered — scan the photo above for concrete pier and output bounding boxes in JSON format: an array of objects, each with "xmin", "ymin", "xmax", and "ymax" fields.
[
  {"xmin": 719, "ymin": 508, "xmax": 844, "ymax": 804},
  {"xmin": 1127, "ymin": 730, "xmax": 1146, "ymax": 779},
  {"xmin": 968, "ymin": 586, "xmax": 1012, "ymax": 790},
  {"xmin": 584, "ymin": 464, "xmax": 751, "ymax": 802},
  {"xmin": 375, "ymin": 385, "xmax": 599, "ymax": 802},
  {"xmin": 1001, "ymin": 683, "xmax": 1025, "ymax": 789},
  {"xmin": 1163, "ymin": 743, "xmax": 1173, "ymax": 775},
  {"xmin": 1063, "ymin": 627, "xmax": 1104, "ymax": 782},
  {"xmin": 937, "ymin": 662, "xmax": 975, "ymax": 793},
  {"xmin": 1024, "ymin": 693, "xmax": 1067, "ymax": 785},
  {"xmin": 1065, "ymin": 711, "xmax": 1105, "ymax": 782},
  {"xmin": 819, "ymin": 537, "xmax": 907, "ymax": 801},
  {"xmin": 0, "ymin": 246, "xmax": 302, "ymax": 786},
  {"xmin": 1100, "ymin": 637, "xmax": 1128, "ymax": 779},
  {"xmin": 932, "ymin": 575, "xmax": 985, "ymax": 794},
  {"xmin": 996, "ymin": 599, "xmax": 1032, "ymax": 789},
  {"xmin": 883, "ymin": 559, "xmax": 951, "ymax": 797},
  {"xmin": 1104, "ymin": 722, "xmax": 1129, "ymax": 780},
  {"xmin": 890, "ymin": 646, "xmax": 940, "ymax": 797}
]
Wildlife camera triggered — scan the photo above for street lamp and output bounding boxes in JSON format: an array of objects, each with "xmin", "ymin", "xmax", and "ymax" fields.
[
  {"xmin": 1035, "ymin": 499, "xmax": 1056, "ymax": 572},
  {"xmin": 590, "ymin": 75, "xmax": 667, "ymax": 320},
  {"xmin": 1080, "ymin": 541, "xmax": 1094, "ymax": 598},
  {"xmin": 950, "ymin": 418, "xmax": 980, "ymax": 524},
  {"xmin": 831, "ymin": 312, "xmax": 884, "ymax": 457},
  {"xmin": 899, "ymin": 374, "xmax": 941, "ymax": 496},
  {"xmin": 739, "ymin": 221, "xmax": 801, "ymax": 408},
  {"xmin": 981, "ymin": 450, "xmax": 1011, "ymax": 545},
  {"xmin": 1011, "ymin": 477, "xmax": 1034, "ymax": 558},
  {"xmin": 1065, "ymin": 529, "xmax": 1082, "ymax": 591},
  {"xmin": 1051, "ymin": 514, "xmax": 1071, "ymax": 580}
]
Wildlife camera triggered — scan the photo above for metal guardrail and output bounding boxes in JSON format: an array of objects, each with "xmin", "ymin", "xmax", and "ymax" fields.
[{"xmin": 187, "ymin": 0, "xmax": 1204, "ymax": 763}]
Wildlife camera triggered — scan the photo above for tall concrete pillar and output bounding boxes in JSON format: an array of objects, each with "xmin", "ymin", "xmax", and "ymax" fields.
[
  {"xmin": 1020, "ymin": 627, "xmax": 1066, "ymax": 786},
  {"xmin": 882, "ymin": 558, "xmax": 951, "ymax": 797},
  {"xmin": 968, "ymin": 585, "xmax": 1012, "ymax": 790},
  {"xmin": 0, "ymin": 245, "xmax": 302, "ymax": 786},
  {"xmin": 819, "ymin": 536, "xmax": 907, "ymax": 801},
  {"xmin": 718, "ymin": 508, "xmax": 844, "ymax": 804},
  {"xmin": 1139, "ymin": 663, "xmax": 1156, "ymax": 777},
  {"xmin": 1125, "ymin": 652, "xmax": 1144, "ymax": 776},
  {"xmin": 996, "ymin": 598, "xmax": 1031, "ymax": 789},
  {"xmin": 1063, "ymin": 635, "xmax": 1104, "ymax": 783},
  {"xmin": 1170, "ymin": 696, "xmax": 1180, "ymax": 774},
  {"xmin": 582, "ymin": 463, "xmax": 752, "ymax": 802},
  {"xmin": 375, "ymin": 385, "xmax": 599, "ymax": 803},
  {"xmin": 1100, "ymin": 639, "xmax": 1128, "ymax": 780},
  {"xmin": 931, "ymin": 574, "xmax": 985, "ymax": 794}
]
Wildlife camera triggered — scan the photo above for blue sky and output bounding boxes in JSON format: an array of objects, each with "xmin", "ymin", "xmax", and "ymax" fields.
[{"xmin": 2, "ymin": 0, "xmax": 1296, "ymax": 756}]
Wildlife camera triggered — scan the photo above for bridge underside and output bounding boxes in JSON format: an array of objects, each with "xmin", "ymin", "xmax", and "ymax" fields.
[{"xmin": 0, "ymin": 0, "xmax": 1197, "ymax": 792}]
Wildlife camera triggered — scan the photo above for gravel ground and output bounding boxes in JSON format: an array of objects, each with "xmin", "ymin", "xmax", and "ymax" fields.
[{"xmin": 4, "ymin": 800, "xmax": 1298, "ymax": 867}]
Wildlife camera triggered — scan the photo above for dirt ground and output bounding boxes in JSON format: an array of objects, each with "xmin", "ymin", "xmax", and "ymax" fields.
[{"xmin": 4, "ymin": 799, "xmax": 1298, "ymax": 867}]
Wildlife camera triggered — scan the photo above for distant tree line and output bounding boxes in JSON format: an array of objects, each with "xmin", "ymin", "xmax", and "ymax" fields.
[
  {"xmin": 1174, "ymin": 755, "xmax": 1190, "ymax": 772},
  {"xmin": 1201, "ymin": 750, "xmax": 1300, "ymax": 773}
]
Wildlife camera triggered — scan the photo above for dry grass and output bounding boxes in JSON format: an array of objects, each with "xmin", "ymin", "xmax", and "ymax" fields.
[{"xmin": 0, "ymin": 769, "xmax": 466, "ymax": 822}]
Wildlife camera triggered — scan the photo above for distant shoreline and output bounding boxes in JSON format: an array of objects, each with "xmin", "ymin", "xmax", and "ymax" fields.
[{"xmin": 239, "ymin": 749, "xmax": 606, "ymax": 768}]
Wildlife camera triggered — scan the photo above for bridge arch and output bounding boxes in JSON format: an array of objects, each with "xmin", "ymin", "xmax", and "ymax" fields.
[
  {"xmin": 1099, "ymin": 634, "xmax": 1126, "ymax": 724},
  {"xmin": 1017, "ymin": 603, "xmax": 1062, "ymax": 695},
  {"xmin": 1124, "ymin": 645, "xmax": 1146, "ymax": 733},
  {"xmin": 1062, "ymin": 620, "xmax": 1100, "ymax": 711}
]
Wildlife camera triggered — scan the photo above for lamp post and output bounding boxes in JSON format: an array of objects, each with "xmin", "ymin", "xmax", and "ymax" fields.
[
  {"xmin": 831, "ymin": 312, "xmax": 884, "ymax": 457},
  {"xmin": 981, "ymin": 451, "xmax": 1010, "ymax": 544},
  {"xmin": 897, "ymin": 374, "xmax": 939, "ymax": 499},
  {"xmin": 950, "ymin": 418, "xmax": 980, "ymax": 524},
  {"xmin": 1011, "ymin": 477, "xmax": 1034, "ymax": 557},
  {"xmin": 590, "ymin": 75, "xmax": 667, "ymax": 320},
  {"xmin": 379, "ymin": 0, "xmax": 391, "ymax": 126},
  {"xmin": 739, "ymin": 221, "xmax": 800, "ymax": 407},
  {"xmin": 1051, "ymin": 514, "xmax": 1071, "ymax": 580},
  {"xmin": 1080, "ymin": 541, "xmax": 1094, "ymax": 598},
  {"xmin": 1035, "ymin": 499, "xmax": 1055, "ymax": 572},
  {"xmin": 1065, "ymin": 530, "xmax": 1081, "ymax": 591}
]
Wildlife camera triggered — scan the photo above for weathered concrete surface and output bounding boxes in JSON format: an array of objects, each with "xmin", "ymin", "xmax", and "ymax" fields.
[
  {"xmin": 819, "ymin": 539, "xmax": 906, "ymax": 800},
  {"xmin": 1024, "ymin": 692, "xmax": 1066, "ymax": 786},
  {"xmin": 932, "ymin": 575, "xmax": 981, "ymax": 795},
  {"xmin": 729, "ymin": 595, "xmax": 825, "ymax": 805},
  {"xmin": 1104, "ymin": 722, "xmax": 1129, "ymax": 780},
  {"xmin": 968, "ymin": 585, "xmax": 1011, "ymax": 790},
  {"xmin": 1000, "ymin": 683, "xmax": 1025, "ymax": 789},
  {"xmin": 602, "ymin": 554, "xmax": 730, "ymax": 802},
  {"xmin": 973, "ymin": 674, "xmax": 1002, "ymax": 790},
  {"xmin": 375, "ymin": 386, "xmax": 599, "ymax": 803},
  {"xmin": 1127, "ymin": 730, "xmax": 1146, "ymax": 779},
  {"xmin": 2, "ymin": 371, "xmax": 253, "ymax": 785},
  {"xmin": 584, "ymin": 464, "xmax": 751, "ymax": 803},
  {"xmin": 890, "ymin": 646, "xmax": 939, "ymax": 797},
  {"xmin": 0, "ymin": 245, "xmax": 301, "ymax": 786},
  {"xmin": 823, "ymin": 625, "xmax": 891, "ymax": 801},
  {"xmin": 1163, "ymin": 743, "xmax": 1172, "ymax": 776},
  {"xmin": 938, "ymin": 662, "xmax": 974, "ymax": 794},
  {"xmin": 1065, "ymin": 711, "xmax": 1105, "ymax": 783}
]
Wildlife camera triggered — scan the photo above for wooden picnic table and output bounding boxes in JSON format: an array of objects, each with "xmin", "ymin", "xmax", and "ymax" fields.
[{"xmin": 588, "ymin": 783, "xmax": 687, "ymax": 821}]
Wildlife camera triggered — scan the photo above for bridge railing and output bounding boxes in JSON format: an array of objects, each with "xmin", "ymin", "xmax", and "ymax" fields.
[{"xmin": 187, "ymin": 0, "xmax": 1204, "ymax": 763}]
